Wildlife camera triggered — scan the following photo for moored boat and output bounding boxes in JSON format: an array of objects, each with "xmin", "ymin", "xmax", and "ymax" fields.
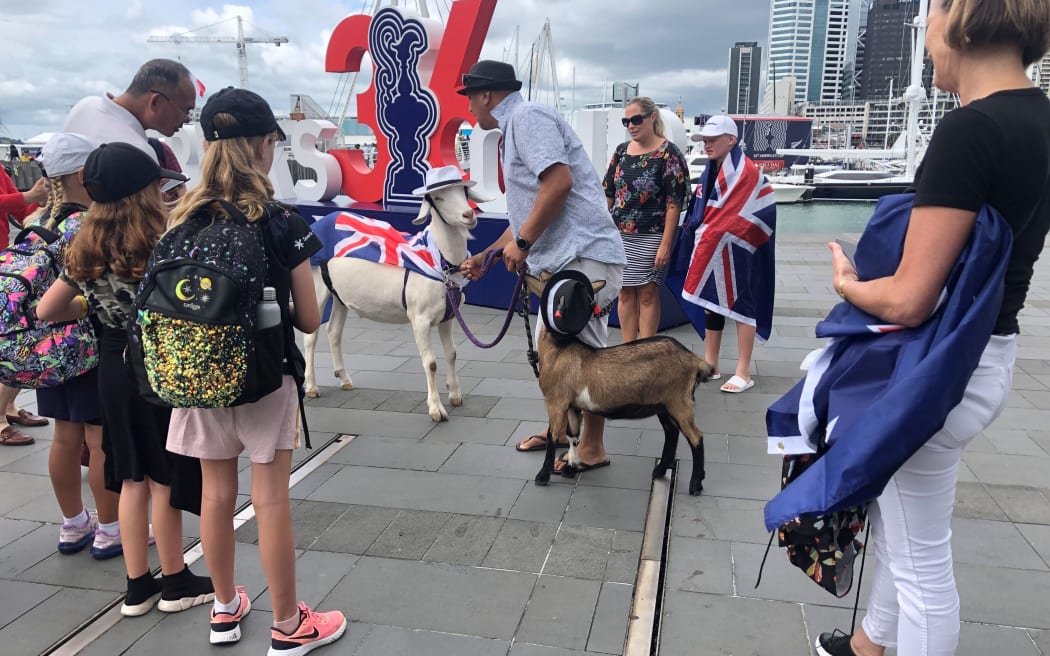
[{"xmin": 772, "ymin": 182, "xmax": 814, "ymax": 204}]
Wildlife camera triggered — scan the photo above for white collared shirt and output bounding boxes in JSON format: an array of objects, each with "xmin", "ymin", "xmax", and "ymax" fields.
[{"xmin": 63, "ymin": 95, "xmax": 157, "ymax": 162}]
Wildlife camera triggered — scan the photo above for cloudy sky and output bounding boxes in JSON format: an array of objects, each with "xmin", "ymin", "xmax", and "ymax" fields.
[{"xmin": 0, "ymin": 0, "xmax": 772, "ymax": 140}]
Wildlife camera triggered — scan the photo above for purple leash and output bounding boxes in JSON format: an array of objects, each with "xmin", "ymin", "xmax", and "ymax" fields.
[{"xmin": 447, "ymin": 249, "xmax": 526, "ymax": 349}]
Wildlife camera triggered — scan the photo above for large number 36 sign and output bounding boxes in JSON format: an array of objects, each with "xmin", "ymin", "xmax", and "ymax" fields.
[{"xmin": 324, "ymin": 0, "xmax": 496, "ymax": 204}]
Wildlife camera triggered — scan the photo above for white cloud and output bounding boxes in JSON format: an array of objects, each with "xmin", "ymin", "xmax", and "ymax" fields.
[
  {"xmin": 1, "ymin": 0, "xmax": 764, "ymax": 139},
  {"xmin": 189, "ymin": 5, "xmax": 256, "ymax": 34}
]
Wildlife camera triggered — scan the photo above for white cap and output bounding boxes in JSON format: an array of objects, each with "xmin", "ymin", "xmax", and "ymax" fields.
[
  {"xmin": 698, "ymin": 115, "xmax": 738, "ymax": 139},
  {"xmin": 41, "ymin": 133, "xmax": 99, "ymax": 178}
]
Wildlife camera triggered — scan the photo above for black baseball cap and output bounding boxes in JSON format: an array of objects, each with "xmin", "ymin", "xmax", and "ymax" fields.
[
  {"xmin": 456, "ymin": 60, "xmax": 523, "ymax": 96},
  {"xmin": 200, "ymin": 87, "xmax": 286, "ymax": 142},
  {"xmin": 82, "ymin": 142, "xmax": 188, "ymax": 203}
]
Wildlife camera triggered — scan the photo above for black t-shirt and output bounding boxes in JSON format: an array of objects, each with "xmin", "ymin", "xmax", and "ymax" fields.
[
  {"xmin": 913, "ymin": 88, "xmax": 1050, "ymax": 335},
  {"xmin": 260, "ymin": 201, "xmax": 322, "ymax": 378}
]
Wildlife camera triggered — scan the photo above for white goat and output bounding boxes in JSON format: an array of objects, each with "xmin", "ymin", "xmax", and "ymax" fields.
[{"xmin": 303, "ymin": 183, "xmax": 488, "ymax": 421}]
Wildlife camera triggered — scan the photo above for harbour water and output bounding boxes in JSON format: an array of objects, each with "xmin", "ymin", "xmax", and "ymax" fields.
[{"xmin": 777, "ymin": 199, "xmax": 876, "ymax": 234}]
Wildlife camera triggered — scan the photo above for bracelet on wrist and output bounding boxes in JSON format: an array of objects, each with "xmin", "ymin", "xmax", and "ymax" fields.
[{"xmin": 836, "ymin": 277, "xmax": 858, "ymax": 300}]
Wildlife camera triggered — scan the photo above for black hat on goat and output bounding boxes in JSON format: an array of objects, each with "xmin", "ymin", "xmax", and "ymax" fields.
[
  {"xmin": 456, "ymin": 60, "xmax": 523, "ymax": 95},
  {"xmin": 538, "ymin": 269, "xmax": 602, "ymax": 338}
]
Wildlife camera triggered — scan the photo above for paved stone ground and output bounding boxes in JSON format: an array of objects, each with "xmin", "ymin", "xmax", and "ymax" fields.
[{"xmin": 0, "ymin": 233, "xmax": 1048, "ymax": 655}]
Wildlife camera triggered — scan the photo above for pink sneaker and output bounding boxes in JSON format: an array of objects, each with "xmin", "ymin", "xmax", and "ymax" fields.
[
  {"xmin": 267, "ymin": 602, "xmax": 347, "ymax": 656},
  {"xmin": 210, "ymin": 585, "xmax": 251, "ymax": 644}
]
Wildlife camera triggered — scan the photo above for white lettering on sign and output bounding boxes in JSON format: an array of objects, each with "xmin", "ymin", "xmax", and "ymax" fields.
[{"xmin": 165, "ymin": 112, "xmax": 687, "ymax": 210}]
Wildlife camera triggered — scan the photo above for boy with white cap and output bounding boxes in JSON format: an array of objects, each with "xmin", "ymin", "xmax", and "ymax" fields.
[{"xmin": 670, "ymin": 115, "xmax": 777, "ymax": 393}]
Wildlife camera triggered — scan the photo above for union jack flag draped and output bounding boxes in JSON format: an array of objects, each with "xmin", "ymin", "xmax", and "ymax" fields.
[
  {"xmin": 666, "ymin": 145, "xmax": 776, "ymax": 341},
  {"xmin": 763, "ymin": 194, "xmax": 1012, "ymax": 531},
  {"xmin": 311, "ymin": 211, "xmax": 455, "ymax": 283}
]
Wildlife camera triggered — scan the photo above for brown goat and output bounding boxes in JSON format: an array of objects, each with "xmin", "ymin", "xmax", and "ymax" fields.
[{"xmin": 525, "ymin": 275, "xmax": 713, "ymax": 495}]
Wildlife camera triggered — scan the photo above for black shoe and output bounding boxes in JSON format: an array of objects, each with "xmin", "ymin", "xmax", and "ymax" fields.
[
  {"xmin": 121, "ymin": 572, "xmax": 162, "ymax": 617},
  {"xmin": 815, "ymin": 630, "xmax": 858, "ymax": 656},
  {"xmin": 158, "ymin": 565, "xmax": 215, "ymax": 613}
]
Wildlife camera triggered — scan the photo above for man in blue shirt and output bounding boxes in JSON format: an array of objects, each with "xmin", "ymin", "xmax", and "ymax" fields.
[{"xmin": 459, "ymin": 60, "xmax": 626, "ymax": 473}]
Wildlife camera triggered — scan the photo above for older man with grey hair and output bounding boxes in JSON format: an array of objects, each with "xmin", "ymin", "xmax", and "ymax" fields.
[{"xmin": 64, "ymin": 59, "xmax": 197, "ymax": 162}]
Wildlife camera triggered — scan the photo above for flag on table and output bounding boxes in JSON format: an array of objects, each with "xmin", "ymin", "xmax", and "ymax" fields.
[{"xmin": 666, "ymin": 145, "xmax": 776, "ymax": 340}]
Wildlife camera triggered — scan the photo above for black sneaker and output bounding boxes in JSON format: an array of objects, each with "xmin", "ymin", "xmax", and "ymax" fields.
[
  {"xmin": 815, "ymin": 629, "xmax": 858, "ymax": 656},
  {"xmin": 158, "ymin": 565, "xmax": 216, "ymax": 612},
  {"xmin": 121, "ymin": 572, "xmax": 162, "ymax": 617}
]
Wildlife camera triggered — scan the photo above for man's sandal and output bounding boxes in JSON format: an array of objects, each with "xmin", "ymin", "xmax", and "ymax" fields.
[{"xmin": 516, "ymin": 433, "xmax": 569, "ymax": 452}]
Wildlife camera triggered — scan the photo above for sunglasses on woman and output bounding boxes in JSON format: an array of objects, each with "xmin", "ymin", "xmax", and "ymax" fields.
[{"xmin": 621, "ymin": 112, "xmax": 652, "ymax": 127}]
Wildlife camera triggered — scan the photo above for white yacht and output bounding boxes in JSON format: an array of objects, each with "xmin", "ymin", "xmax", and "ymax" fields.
[{"xmin": 688, "ymin": 155, "xmax": 814, "ymax": 204}]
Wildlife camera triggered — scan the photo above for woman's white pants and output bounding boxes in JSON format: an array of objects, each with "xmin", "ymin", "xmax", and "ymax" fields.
[{"xmin": 861, "ymin": 335, "xmax": 1016, "ymax": 655}]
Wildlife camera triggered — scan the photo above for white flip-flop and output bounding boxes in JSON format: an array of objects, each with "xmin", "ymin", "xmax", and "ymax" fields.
[
  {"xmin": 709, "ymin": 371, "xmax": 722, "ymax": 381},
  {"xmin": 720, "ymin": 375, "xmax": 754, "ymax": 393}
]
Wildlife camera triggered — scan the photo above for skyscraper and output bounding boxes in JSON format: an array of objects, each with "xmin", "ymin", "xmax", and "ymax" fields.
[
  {"xmin": 860, "ymin": 0, "xmax": 919, "ymax": 100},
  {"xmin": 1030, "ymin": 53, "xmax": 1050, "ymax": 95},
  {"xmin": 728, "ymin": 42, "xmax": 763, "ymax": 114},
  {"xmin": 765, "ymin": 0, "xmax": 862, "ymax": 106}
]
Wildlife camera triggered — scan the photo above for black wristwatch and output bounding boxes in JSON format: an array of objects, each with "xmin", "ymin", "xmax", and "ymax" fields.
[{"xmin": 515, "ymin": 234, "xmax": 532, "ymax": 251}]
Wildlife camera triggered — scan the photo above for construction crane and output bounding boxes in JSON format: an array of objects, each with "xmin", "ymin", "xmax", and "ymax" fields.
[{"xmin": 147, "ymin": 16, "xmax": 288, "ymax": 90}]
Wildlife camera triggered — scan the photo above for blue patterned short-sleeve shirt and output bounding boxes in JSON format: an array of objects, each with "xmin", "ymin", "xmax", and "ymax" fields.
[{"xmin": 491, "ymin": 93, "xmax": 625, "ymax": 273}]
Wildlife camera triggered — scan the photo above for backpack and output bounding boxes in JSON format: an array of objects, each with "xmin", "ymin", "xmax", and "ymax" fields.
[
  {"xmin": 0, "ymin": 214, "xmax": 99, "ymax": 388},
  {"xmin": 769, "ymin": 438, "xmax": 869, "ymax": 598},
  {"xmin": 128, "ymin": 200, "xmax": 285, "ymax": 408}
]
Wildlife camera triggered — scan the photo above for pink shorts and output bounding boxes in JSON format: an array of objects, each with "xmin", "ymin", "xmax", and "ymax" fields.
[{"xmin": 166, "ymin": 376, "xmax": 299, "ymax": 463}]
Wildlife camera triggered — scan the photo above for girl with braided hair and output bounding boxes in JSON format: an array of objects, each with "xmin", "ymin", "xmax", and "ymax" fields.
[{"xmin": 30, "ymin": 133, "xmax": 121, "ymax": 557}]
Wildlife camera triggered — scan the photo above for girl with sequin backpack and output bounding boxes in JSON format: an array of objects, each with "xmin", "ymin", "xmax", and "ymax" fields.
[{"xmin": 161, "ymin": 87, "xmax": 346, "ymax": 653}]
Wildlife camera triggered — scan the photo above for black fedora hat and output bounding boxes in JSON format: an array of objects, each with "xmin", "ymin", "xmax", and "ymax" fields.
[{"xmin": 456, "ymin": 60, "xmax": 523, "ymax": 96}]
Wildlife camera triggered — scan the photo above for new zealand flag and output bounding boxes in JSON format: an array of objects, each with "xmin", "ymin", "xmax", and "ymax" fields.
[
  {"xmin": 764, "ymin": 194, "xmax": 1012, "ymax": 531},
  {"xmin": 667, "ymin": 145, "xmax": 776, "ymax": 340}
]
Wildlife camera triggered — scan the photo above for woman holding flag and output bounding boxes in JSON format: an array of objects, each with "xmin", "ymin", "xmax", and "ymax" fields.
[{"xmin": 807, "ymin": 0, "xmax": 1050, "ymax": 654}]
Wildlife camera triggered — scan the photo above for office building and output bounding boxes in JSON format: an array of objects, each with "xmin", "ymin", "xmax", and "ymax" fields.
[
  {"xmin": 728, "ymin": 42, "xmax": 763, "ymax": 114},
  {"xmin": 860, "ymin": 0, "xmax": 918, "ymax": 100},
  {"xmin": 1030, "ymin": 53, "xmax": 1050, "ymax": 95},
  {"xmin": 766, "ymin": 0, "xmax": 863, "ymax": 106}
]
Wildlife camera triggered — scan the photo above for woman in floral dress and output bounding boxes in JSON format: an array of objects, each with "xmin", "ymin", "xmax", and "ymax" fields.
[{"xmin": 603, "ymin": 96, "xmax": 690, "ymax": 341}]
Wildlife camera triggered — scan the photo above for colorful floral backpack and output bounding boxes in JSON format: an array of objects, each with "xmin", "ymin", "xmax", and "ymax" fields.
[
  {"xmin": 773, "ymin": 450, "xmax": 869, "ymax": 598},
  {"xmin": 0, "ymin": 213, "xmax": 99, "ymax": 388}
]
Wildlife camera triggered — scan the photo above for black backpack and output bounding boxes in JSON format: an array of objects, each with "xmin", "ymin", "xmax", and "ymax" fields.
[{"xmin": 128, "ymin": 200, "xmax": 284, "ymax": 408}]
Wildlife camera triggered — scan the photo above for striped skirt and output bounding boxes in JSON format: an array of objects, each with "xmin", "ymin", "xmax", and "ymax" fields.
[{"xmin": 622, "ymin": 232, "xmax": 666, "ymax": 287}]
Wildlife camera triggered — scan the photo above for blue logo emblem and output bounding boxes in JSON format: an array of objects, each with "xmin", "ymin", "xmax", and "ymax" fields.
[{"xmin": 369, "ymin": 8, "xmax": 438, "ymax": 207}]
